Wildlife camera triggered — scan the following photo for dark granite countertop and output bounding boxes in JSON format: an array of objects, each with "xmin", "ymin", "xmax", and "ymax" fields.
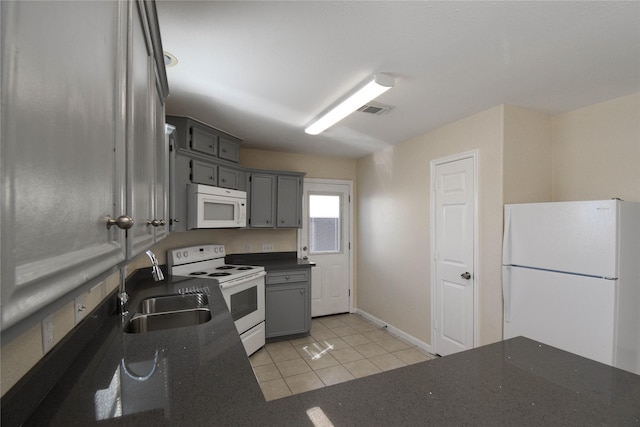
[
  {"xmin": 226, "ymin": 251, "xmax": 315, "ymax": 271},
  {"xmin": 9, "ymin": 270, "xmax": 640, "ymax": 426}
]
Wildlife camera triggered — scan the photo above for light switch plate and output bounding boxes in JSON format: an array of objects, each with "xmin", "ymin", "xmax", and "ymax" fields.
[{"xmin": 42, "ymin": 315, "xmax": 55, "ymax": 353}]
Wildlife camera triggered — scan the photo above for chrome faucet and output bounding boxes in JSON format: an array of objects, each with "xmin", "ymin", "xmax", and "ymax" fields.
[
  {"xmin": 119, "ymin": 250, "xmax": 165, "ymax": 316},
  {"xmin": 146, "ymin": 250, "xmax": 165, "ymax": 282}
]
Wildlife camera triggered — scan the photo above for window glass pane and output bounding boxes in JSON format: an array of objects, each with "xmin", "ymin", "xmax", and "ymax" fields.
[{"xmin": 309, "ymin": 194, "xmax": 341, "ymax": 254}]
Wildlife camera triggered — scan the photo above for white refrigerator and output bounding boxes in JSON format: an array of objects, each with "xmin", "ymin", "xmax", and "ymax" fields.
[{"xmin": 502, "ymin": 199, "xmax": 640, "ymax": 374}]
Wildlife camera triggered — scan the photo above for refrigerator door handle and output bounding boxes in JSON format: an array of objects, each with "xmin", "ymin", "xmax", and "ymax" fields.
[
  {"xmin": 503, "ymin": 266, "xmax": 511, "ymax": 323},
  {"xmin": 502, "ymin": 206, "xmax": 512, "ymax": 266}
]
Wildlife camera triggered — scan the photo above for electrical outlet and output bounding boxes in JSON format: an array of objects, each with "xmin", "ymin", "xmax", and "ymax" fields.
[
  {"xmin": 262, "ymin": 243, "xmax": 274, "ymax": 252},
  {"xmin": 246, "ymin": 243, "xmax": 254, "ymax": 252},
  {"xmin": 42, "ymin": 315, "xmax": 55, "ymax": 353},
  {"xmin": 75, "ymin": 294, "xmax": 87, "ymax": 324}
]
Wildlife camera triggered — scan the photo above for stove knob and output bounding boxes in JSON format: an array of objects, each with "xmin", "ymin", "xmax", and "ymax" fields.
[
  {"xmin": 176, "ymin": 252, "xmax": 182, "ymax": 259},
  {"xmin": 183, "ymin": 251, "xmax": 188, "ymax": 258}
]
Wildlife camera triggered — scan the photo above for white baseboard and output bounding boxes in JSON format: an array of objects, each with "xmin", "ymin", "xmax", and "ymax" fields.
[{"xmin": 354, "ymin": 308, "xmax": 433, "ymax": 355}]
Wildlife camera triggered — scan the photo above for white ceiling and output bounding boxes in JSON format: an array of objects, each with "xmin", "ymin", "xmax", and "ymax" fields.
[{"xmin": 156, "ymin": 1, "xmax": 640, "ymax": 159}]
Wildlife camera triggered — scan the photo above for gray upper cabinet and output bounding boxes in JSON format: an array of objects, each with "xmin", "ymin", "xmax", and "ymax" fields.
[
  {"xmin": 191, "ymin": 160, "xmax": 218, "ymax": 186},
  {"xmin": 218, "ymin": 137, "xmax": 241, "ymax": 163},
  {"xmin": 248, "ymin": 173, "xmax": 304, "ymax": 229},
  {"xmin": 249, "ymin": 174, "xmax": 277, "ymax": 227},
  {"xmin": 190, "ymin": 123, "xmax": 218, "ymax": 157},
  {"xmin": 126, "ymin": 1, "xmax": 169, "ymax": 259},
  {"xmin": 167, "ymin": 116, "xmax": 242, "ymax": 163},
  {"xmin": 0, "ymin": 0, "xmax": 168, "ymax": 333},
  {"xmin": 277, "ymin": 176, "xmax": 303, "ymax": 227}
]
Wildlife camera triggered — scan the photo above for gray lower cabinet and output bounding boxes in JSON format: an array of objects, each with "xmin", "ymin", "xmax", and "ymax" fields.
[
  {"xmin": 265, "ymin": 269, "xmax": 311, "ymax": 339},
  {"xmin": 0, "ymin": 0, "xmax": 168, "ymax": 334}
]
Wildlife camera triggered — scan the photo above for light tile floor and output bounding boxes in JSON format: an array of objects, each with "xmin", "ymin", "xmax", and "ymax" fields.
[{"xmin": 249, "ymin": 313, "xmax": 437, "ymax": 401}]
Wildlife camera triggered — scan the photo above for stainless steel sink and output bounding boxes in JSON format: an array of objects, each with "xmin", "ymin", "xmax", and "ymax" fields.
[
  {"xmin": 125, "ymin": 293, "xmax": 212, "ymax": 334},
  {"xmin": 138, "ymin": 293, "xmax": 209, "ymax": 314},
  {"xmin": 125, "ymin": 308, "xmax": 212, "ymax": 333}
]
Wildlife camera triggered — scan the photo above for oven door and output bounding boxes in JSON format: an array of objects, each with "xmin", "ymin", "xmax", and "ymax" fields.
[{"xmin": 219, "ymin": 271, "xmax": 266, "ymax": 335}]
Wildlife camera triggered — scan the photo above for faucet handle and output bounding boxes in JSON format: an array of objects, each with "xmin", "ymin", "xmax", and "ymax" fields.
[{"xmin": 145, "ymin": 250, "xmax": 164, "ymax": 281}]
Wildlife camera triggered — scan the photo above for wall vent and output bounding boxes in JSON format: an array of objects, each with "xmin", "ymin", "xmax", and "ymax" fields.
[{"xmin": 357, "ymin": 101, "xmax": 393, "ymax": 115}]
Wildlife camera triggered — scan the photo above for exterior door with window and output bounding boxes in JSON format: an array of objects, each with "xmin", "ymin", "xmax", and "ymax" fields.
[{"xmin": 299, "ymin": 179, "xmax": 352, "ymax": 317}]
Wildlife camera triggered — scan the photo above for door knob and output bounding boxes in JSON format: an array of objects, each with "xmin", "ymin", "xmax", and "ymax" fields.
[
  {"xmin": 106, "ymin": 215, "xmax": 134, "ymax": 230},
  {"xmin": 461, "ymin": 272, "xmax": 471, "ymax": 280}
]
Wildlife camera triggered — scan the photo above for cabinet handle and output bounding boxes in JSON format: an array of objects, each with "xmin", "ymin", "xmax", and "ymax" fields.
[
  {"xmin": 209, "ymin": 144, "xmax": 215, "ymax": 149},
  {"xmin": 159, "ymin": 219, "xmax": 166, "ymax": 226},
  {"xmin": 285, "ymin": 276, "xmax": 290, "ymax": 280},
  {"xmin": 280, "ymin": 219, "xmax": 285, "ymax": 224},
  {"xmin": 222, "ymin": 148, "xmax": 227, "ymax": 153},
  {"xmin": 209, "ymin": 176, "xmax": 215, "ymax": 180},
  {"xmin": 300, "ymin": 290, "xmax": 304, "ymax": 294},
  {"xmin": 147, "ymin": 219, "xmax": 165, "ymax": 227},
  {"xmin": 222, "ymin": 178, "xmax": 226, "ymax": 182},
  {"xmin": 266, "ymin": 219, "xmax": 270, "ymax": 224},
  {"xmin": 106, "ymin": 215, "xmax": 134, "ymax": 230}
]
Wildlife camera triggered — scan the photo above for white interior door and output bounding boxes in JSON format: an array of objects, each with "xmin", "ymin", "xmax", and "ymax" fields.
[
  {"xmin": 299, "ymin": 179, "xmax": 352, "ymax": 317},
  {"xmin": 432, "ymin": 154, "xmax": 476, "ymax": 356}
]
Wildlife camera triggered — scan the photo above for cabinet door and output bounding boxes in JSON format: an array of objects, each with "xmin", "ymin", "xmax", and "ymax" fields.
[
  {"xmin": 265, "ymin": 284, "xmax": 308, "ymax": 338},
  {"xmin": 277, "ymin": 176, "xmax": 302, "ymax": 228},
  {"xmin": 249, "ymin": 174, "xmax": 276, "ymax": 227},
  {"xmin": 126, "ymin": 1, "xmax": 156, "ymax": 259},
  {"xmin": 218, "ymin": 166, "xmax": 239, "ymax": 189},
  {"xmin": 153, "ymin": 93, "xmax": 169, "ymax": 242},
  {"xmin": 190, "ymin": 123, "xmax": 218, "ymax": 157},
  {"xmin": 218, "ymin": 137, "xmax": 240, "ymax": 163},
  {"xmin": 0, "ymin": 1, "xmax": 126, "ymax": 331},
  {"xmin": 191, "ymin": 160, "xmax": 218, "ymax": 186}
]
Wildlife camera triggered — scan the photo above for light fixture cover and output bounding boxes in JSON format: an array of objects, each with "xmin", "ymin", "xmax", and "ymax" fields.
[{"xmin": 305, "ymin": 73, "xmax": 394, "ymax": 135}]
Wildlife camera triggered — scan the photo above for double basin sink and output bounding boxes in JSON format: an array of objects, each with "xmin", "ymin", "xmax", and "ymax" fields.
[{"xmin": 125, "ymin": 293, "xmax": 212, "ymax": 333}]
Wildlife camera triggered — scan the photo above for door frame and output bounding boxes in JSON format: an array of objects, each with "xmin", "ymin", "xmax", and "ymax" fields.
[
  {"xmin": 297, "ymin": 178, "xmax": 354, "ymax": 314},
  {"xmin": 429, "ymin": 150, "xmax": 479, "ymax": 354}
]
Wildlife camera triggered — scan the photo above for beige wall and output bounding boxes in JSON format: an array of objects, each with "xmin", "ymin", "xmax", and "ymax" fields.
[
  {"xmin": 551, "ymin": 93, "xmax": 640, "ymax": 202},
  {"xmin": 356, "ymin": 106, "xmax": 505, "ymax": 348},
  {"xmin": 503, "ymin": 105, "xmax": 552, "ymax": 204}
]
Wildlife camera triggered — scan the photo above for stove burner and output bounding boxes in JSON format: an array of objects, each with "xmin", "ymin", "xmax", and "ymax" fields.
[
  {"xmin": 208, "ymin": 272, "xmax": 231, "ymax": 277},
  {"xmin": 237, "ymin": 266, "xmax": 254, "ymax": 270},
  {"xmin": 216, "ymin": 266, "xmax": 235, "ymax": 270},
  {"xmin": 189, "ymin": 272, "xmax": 209, "ymax": 276}
]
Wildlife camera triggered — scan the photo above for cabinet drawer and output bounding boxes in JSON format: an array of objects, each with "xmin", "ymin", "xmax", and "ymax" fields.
[
  {"xmin": 191, "ymin": 160, "xmax": 217, "ymax": 185},
  {"xmin": 266, "ymin": 270, "xmax": 309, "ymax": 285}
]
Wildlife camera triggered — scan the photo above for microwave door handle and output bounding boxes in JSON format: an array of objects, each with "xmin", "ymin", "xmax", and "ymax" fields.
[{"xmin": 219, "ymin": 271, "xmax": 266, "ymax": 290}]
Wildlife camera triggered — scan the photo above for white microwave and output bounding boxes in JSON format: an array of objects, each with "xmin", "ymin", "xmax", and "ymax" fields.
[{"xmin": 187, "ymin": 184, "xmax": 247, "ymax": 229}]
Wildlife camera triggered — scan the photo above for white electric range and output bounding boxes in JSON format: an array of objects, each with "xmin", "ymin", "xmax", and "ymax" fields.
[{"xmin": 168, "ymin": 245, "xmax": 266, "ymax": 356}]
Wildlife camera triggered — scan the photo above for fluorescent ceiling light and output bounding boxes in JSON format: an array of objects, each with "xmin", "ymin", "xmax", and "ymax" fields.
[{"xmin": 305, "ymin": 73, "xmax": 394, "ymax": 135}]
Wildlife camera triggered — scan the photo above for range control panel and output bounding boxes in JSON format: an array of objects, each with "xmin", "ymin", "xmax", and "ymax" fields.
[{"xmin": 167, "ymin": 245, "xmax": 226, "ymax": 268}]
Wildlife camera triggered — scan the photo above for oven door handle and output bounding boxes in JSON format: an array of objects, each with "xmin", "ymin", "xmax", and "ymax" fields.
[{"xmin": 218, "ymin": 271, "xmax": 266, "ymax": 290}]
